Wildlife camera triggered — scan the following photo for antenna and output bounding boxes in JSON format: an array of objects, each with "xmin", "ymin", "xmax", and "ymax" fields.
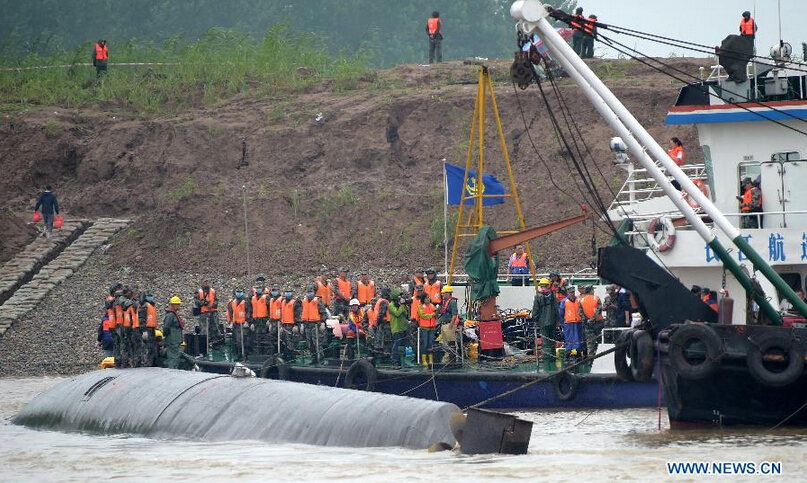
[{"xmin": 778, "ymin": 0, "xmax": 783, "ymax": 47}]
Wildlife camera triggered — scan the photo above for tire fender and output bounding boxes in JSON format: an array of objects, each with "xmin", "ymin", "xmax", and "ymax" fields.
[
  {"xmin": 746, "ymin": 332, "xmax": 804, "ymax": 387},
  {"xmin": 630, "ymin": 330, "xmax": 655, "ymax": 382},
  {"xmin": 614, "ymin": 329, "xmax": 635, "ymax": 381},
  {"xmin": 260, "ymin": 357, "xmax": 290, "ymax": 380},
  {"xmin": 345, "ymin": 359, "xmax": 378, "ymax": 391},
  {"xmin": 553, "ymin": 371, "xmax": 580, "ymax": 401},
  {"xmin": 669, "ymin": 323, "xmax": 723, "ymax": 380}
]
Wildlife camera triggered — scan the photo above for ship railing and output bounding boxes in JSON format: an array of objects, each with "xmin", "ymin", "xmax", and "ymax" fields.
[
  {"xmin": 444, "ymin": 268, "xmax": 599, "ymax": 286},
  {"xmin": 608, "ymin": 163, "xmax": 708, "ymax": 212},
  {"xmin": 621, "ymin": 210, "xmax": 807, "ymax": 239}
]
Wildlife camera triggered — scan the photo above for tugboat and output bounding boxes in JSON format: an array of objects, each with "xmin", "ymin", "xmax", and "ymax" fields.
[{"xmin": 511, "ymin": 1, "xmax": 807, "ymax": 426}]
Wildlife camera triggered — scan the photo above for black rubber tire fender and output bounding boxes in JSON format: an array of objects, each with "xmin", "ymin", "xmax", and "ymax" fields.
[
  {"xmin": 553, "ymin": 372, "xmax": 580, "ymax": 401},
  {"xmin": 345, "ymin": 359, "xmax": 378, "ymax": 391},
  {"xmin": 746, "ymin": 331, "xmax": 804, "ymax": 387},
  {"xmin": 630, "ymin": 330, "xmax": 655, "ymax": 382},
  {"xmin": 614, "ymin": 329, "xmax": 635, "ymax": 381},
  {"xmin": 259, "ymin": 357, "xmax": 290, "ymax": 380},
  {"xmin": 669, "ymin": 323, "xmax": 723, "ymax": 380}
]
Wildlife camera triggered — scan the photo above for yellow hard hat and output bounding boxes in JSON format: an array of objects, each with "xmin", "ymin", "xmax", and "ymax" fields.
[
  {"xmin": 441, "ymin": 285, "xmax": 454, "ymax": 293},
  {"xmin": 539, "ymin": 278, "xmax": 551, "ymax": 286},
  {"xmin": 169, "ymin": 296, "xmax": 182, "ymax": 305}
]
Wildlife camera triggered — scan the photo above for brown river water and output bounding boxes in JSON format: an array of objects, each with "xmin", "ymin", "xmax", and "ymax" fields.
[{"xmin": 0, "ymin": 377, "xmax": 804, "ymax": 482}]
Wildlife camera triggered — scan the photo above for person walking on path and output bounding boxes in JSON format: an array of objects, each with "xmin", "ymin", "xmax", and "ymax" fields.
[
  {"xmin": 34, "ymin": 185, "xmax": 59, "ymax": 238},
  {"xmin": 427, "ymin": 11, "xmax": 443, "ymax": 64},
  {"xmin": 93, "ymin": 39, "xmax": 108, "ymax": 78}
]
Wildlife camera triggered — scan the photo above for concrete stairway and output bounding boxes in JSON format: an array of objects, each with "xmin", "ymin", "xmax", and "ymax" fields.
[{"xmin": 0, "ymin": 218, "xmax": 131, "ymax": 336}]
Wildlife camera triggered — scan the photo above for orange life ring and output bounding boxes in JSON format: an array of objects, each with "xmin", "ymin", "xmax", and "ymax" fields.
[
  {"xmin": 684, "ymin": 179, "xmax": 710, "ymax": 209},
  {"xmin": 647, "ymin": 216, "xmax": 676, "ymax": 252}
]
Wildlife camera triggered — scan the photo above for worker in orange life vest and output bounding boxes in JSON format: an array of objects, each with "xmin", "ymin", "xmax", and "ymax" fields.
[
  {"xmin": 278, "ymin": 288, "xmax": 301, "ymax": 360},
  {"xmin": 357, "ymin": 270, "xmax": 375, "ymax": 305},
  {"xmin": 701, "ymin": 287, "xmax": 718, "ymax": 313},
  {"xmin": 315, "ymin": 273, "xmax": 332, "ymax": 308},
  {"xmin": 137, "ymin": 291, "xmax": 159, "ymax": 367},
  {"xmin": 345, "ymin": 298, "xmax": 367, "ymax": 360},
  {"xmin": 570, "ymin": 7, "xmax": 585, "ymax": 56},
  {"xmin": 736, "ymin": 177, "xmax": 763, "ymax": 228},
  {"xmin": 92, "ymin": 39, "xmax": 108, "ymax": 78},
  {"xmin": 194, "ymin": 279, "xmax": 221, "ymax": 343},
  {"xmin": 549, "ymin": 269, "xmax": 567, "ymax": 303},
  {"xmin": 560, "ymin": 286, "xmax": 583, "ymax": 361},
  {"xmin": 417, "ymin": 295, "xmax": 438, "ymax": 368},
  {"xmin": 227, "ymin": 289, "xmax": 252, "ymax": 361},
  {"xmin": 423, "ymin": 268, "xmax": 442, "ymax": 303},
  {"xmin": 251, "ymin": 285, "xmax": 272, "ymax": 355},
  {"xmin": 369, "ymin": 288, "xmax": 392, "ymax": 359},
  {"xmin": 667, "ymin": 137, "xmax": 686, "ymax": 191},
  {"xmin": 740, "ymin": 11, "xmax": 757, "ymax": 41},
  {"xmin": 124, "ymin": 287, "xmax": 143, "ymax": 368},
  {"xmin": 426, "ymin": 11, "xmax": 443, "ymax": 64},
  {"xmin": 578, "ymin": 285, "xmax": 604, "ymax": 357},
  {"xmin": 581, "ymin": 14, "xmax": 598, "ymax": 59},
  {"xmin": 508, "ymin": 244, "xmax": 531, "ymax": 286},
  {"xmin": 331, "ymin": 268, "xmax": 354, "ymax": 318},
  {"xmin": 301, "ymin": 285, "xmax": 327, "ymax": 364},
  {"xmin": 98, "ymin": 316, "xmax": 114, "ymax": 358}
]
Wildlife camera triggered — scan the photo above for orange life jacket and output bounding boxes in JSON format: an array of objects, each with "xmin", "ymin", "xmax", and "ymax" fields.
[
  {"xmin": 418, "ymin": 303, "xmax": 437, "ymax": 329},
  {"xmin": 667, "ymin": 145, "xmax": 685, "ymax": 166},
  {"xmin": 336, "ymin": 278, "xmax": 352, "ymax": 301},
  {"xmin": 145, "ymin": 303, "xmax": 157, "ymax": 329},
  {"xmin": 126, "ymin": 305, "xmax": 138, "ymax": 329},
  {"xmin": 301, "ymin": 297, "xmax": 321, "ymax": 322},
  {"xmin": 281, "ymin": 298, "xmax": 296, "ymax": 324},
  {"xmin": 427, "ymin": 18, "xmax": 441, "ymax": 36},
  {"xmin": 315, "ymin": 280, "xmax": 332, "ymax": 306},
  {"xmin": 102, "ymin": 317, "xmax": 115, "ymax": 332},
  {"xmin": 570, "ymin": 14, "xmax": 584, "ymax": 31},
  {"xmin": 94, "ymin": 43, "xmax": 108, "ymax": 60},
  {"xmin": 230, "ymin": 299, "xmax": 247, "ymax": 324},
  {"xmin": 580, "ymin": 294, "xmax": 603, "ymax": 321},
  {"xmin": 564, "ymin": 299, "xmax": 581, "ymax": 323},
  {"xmin": 551, "ymin": 279, "xmax": 567, "ymax": 303},
  {"xmin": 252, "ymin": 293, "xmax": 269, "ymax": 318},
  {"xmin": 347, "ymin": 309, "xmax": 365, "ymax": 338},
  {"xmin": 114, "ymin": 304, "xmax": 124, "ymax": 328},
  {"xmin": 198, "ymin": 288, "xmax": 216, "ymax": 313},
  {"xmin": 367, "ymin": 306, "xmax": 378, "ymax": 328},
  {"xmin": 106, "ymin": 307, "xmax": 116, "ymax": 327},
  {"xmin": 741, "ymin": 17, "xmax": 756, "ymax": 36},
  {"xmin": 374, "ymin": 298, "xmax": 390, "ymax": 323},
  {"xmin": 510, "ymin": 253, "xmax": 528, "ymax": 268},
  {"xmin": 269, "ymin": 296, "xmax": 283, "ymax": 320},
  {"xmin": 413, "ymin": 276, "xmax": 424, "ymax": 287},
  {"xmin": 424, "ymin": 280, "xmax": 441, "ymax": 304},
  {"xmin": 583, "ymin": 16, "xmax": 596, "ymax": 35},
  {"xmin": 357, "ymin": 280, "xmax": 375, "ymax": 305},
  {"xmin": 410, "ymin": 293, "xmax": 422, "ymax": 320}
]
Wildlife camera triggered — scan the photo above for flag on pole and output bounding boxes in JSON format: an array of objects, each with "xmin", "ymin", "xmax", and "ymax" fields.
[{"xmin": 444, "ymin": 163, "xmax": 505, "ymax": 206}]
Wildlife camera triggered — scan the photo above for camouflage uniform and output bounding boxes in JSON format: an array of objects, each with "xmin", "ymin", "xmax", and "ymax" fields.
[
  {"xmin": 579, "ymin": 292, "xmax": 604, "ymax": 357},
  {"xmin": 302, "ymin": 295, "xmax": 327, "ymax": 363}
]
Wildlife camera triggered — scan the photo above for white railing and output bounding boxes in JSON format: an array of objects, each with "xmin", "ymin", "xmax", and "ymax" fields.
[
  {"xmin": 608, "ymin": 163, "xmax": 708, "ymax": 213},
  {"xmin": 444, "ymin": 267, "xmax": 599, "ymax": 285}
]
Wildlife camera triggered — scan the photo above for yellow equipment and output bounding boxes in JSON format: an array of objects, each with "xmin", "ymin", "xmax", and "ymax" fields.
[
  {"xmin": 539, "ymin": 278, "xmax": 551, "ymax": 286},
  {"xmin": 441, "ymin": 285, "xmax": 454, "ymax": 293},
  {"xmin": 169, "ymin": 296, "xmax": 182, "ymax": 305},
  {"xmin": 98, "ymin": 357, "xmax": 115, "ymax": 369}
]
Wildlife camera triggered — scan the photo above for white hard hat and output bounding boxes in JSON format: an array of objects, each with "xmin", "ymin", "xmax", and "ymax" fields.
[{"xmin": 349, "ymin": 298, "xmax": 360, "ymax": 306}]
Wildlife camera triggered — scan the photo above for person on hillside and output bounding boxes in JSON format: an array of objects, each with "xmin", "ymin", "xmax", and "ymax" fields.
[
  {"xmin": 578, "ymin": 285, "xmax": 603, "ymax": 357},
  {"xmin": 508, "ymin": 245, "xmax": 531, "ymax": 286},
  {"xmin": 93, "ymin": 39, "xmax": 108, "ymax": 78},
  {"xmin": 426, "ymin": 11, "xmax": 443, "ymax": 64},
  {"xmin": 332, "ymin": 268, "xmax": 353, "ymax": 318},
  {"xmin": 570, "ymin": 7, "xmax": 585, "ymax": 56},
  {"xmin": 162, "ymin": 296, "xmax": 185, "ymax": 369},
  {"xmin": 357, "ymin": 270, "xmax": 375, "ymax": 305},
  {"xmin": 437, "ymin": 286, "xmax": 459, "ymax": 364},
  {"xmin": 740, "ymin": 11, "xmax": 757, "ymax": 42},
  {"xmin": 34, "ymin": 185, "xmax": 59, "ymax": 238},
  {"xmin": 582, "ymin": 14, "xmax": 598, "ymax": 59},
  {"xmin": 532, "ymin": 278, "xmax": 559, "ymax": 370},
  {"xmin": 388, "ymin": 288, "xmax": 410, "ymax": 368}
]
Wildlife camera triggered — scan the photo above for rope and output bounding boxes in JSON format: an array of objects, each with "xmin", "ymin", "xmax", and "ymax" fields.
[{"xmin": 769, "ymin": 400, "xmax": 807, "ymax": 431}]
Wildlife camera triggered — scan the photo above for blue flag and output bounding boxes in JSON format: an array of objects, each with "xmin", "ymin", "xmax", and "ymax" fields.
[{"xmin": 444, "ymin": 163, "xmax": 505, "ymax": 206}]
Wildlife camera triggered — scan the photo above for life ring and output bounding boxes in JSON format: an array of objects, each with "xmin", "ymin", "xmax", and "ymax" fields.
[
  {"xmin": 260, "ymin": 356, "xmax": 290, "ymax": 380},
  {"xmin": 614, "ymin": 329, "xmax": 634, "ymax": 381},
  {"xmin": 669, "ymin": 323, "xmax": 723, "ymax": 380},
  {"xmin": 683, "ymin": 179, "xmax": 710, "ymax": 209},
  {"xmin": 553, "ymin": 372, "xmax": 580, "ymax": 401},
  {"xmin": 646, "ymin": 216, "xmax": 676, "ymax": 252},
  {"xmin": 345, "ymin": 359, "xmax": 378, "ymax": 391},
  {"xmin": 746, "ymin": 332, "xmax": 804, "ymax": 387},
  {"xmin": 630, "ymin": 330, "xmax": 655, "ymax": 382}
]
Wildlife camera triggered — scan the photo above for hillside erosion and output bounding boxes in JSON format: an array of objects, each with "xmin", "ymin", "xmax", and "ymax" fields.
[{"xmin": 0, "ymin": 58, "xmax": 708, "ymax": 279}]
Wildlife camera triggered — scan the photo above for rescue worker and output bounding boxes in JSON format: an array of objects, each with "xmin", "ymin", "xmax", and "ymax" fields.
[
  {"xmin": 388, "ymin": 288, "xmax": 410, "ymax": 368},
  {"xmin": 410, "ymin": 283, "xmax": 426, "ymax": 341},
  {"xmin": 251, "ymin": 285, "xmax": 271, "ymax": 355},
  {"xmin": 582, "ymin": 14, "xmax": 598, "ymax": 59},
  {"xmin": 105, "ymin": 284, "xmax": 121, "ymax": 365},
  {"xmin": 126, "ymin": 289, "xmax": 143, "ymax": 367},
  {"xmin": 162, "ymin": 296, "xmax": 185, "ymax": 369},
  {"xmin": 666, "ymin": 137, "xmax": 686, "ymax": 167},
  {"xmin": 579, "ymin": 285, "xmax": 604, "ymax": 357},
  {"xmin": 417, "ymin": 295, "xmax": 438, "ymax": 368},
  {"xmin": 737, "ymin": 177, "xmax": 762, "ymax": 228},
  {"xmin": 194, "ymin": 280, "xmax": 220, "ymax": 343},
  {"xmin": 423, "ymin": 268, "xmax": 442, "ymax": 303},
  {"xmin": 508, "ymin": 245, "xmax": 531, "ymax": 286},
  {"xmin": 561, "ymin": 286, "xmax": 583, "ymax": 362},
  {"xmin": 92, "ymin": 39, "xmax": 108, "ymax": 78},
  {"xmin": 371, "ymin": 288, "xmax": 392, "ymax": 359},
  {"xmin": 345, "ymin": 299, "xmax": 367, "ymax": 360},
  {"xmin": 268, "ymin": 284, "xmax": 283, "ymax": 354},
  {"xmin": 301, "ymin": 285, "xmax": 327, "ymax": 363},
  {"xmin": 252, "ymin": 274, "xmax": 266, "ymax": 297},
  {"xmin": 315, "ymin": 273, "xmax": 332, "ymax": 308},
  {"xmin": 33, "ymin": 185, "xmax": 59, "ymax": 238},
  {"xmin": 97, "ymin": 316, "xmax": 114, "ymax": 358},
  {"xmin": 426, "ymin": 11, "xmax": 443, "ymax": 64},
  {"xmin": 357, "ymin": 270, "xmax": 375, "ymax": 305},
  {"xmin": 549, "ymin": 269, "xmax": 567, "ymax": 303},
  {"xmin": 138, "ymin": 291, "xmax": 159, "ymax": 367},
  {"xmin": 437, "ymin": 286, "xmax": 459, "ymax": 364},
  {"xmin": 412, "ymin": 269, "xmax": 426, "ymax": 293},
  {"xmin": 279, "ymin": 289, "xmax": 301, "ymax": 360},
  {"xmin": 227, "ymin": 289, "xmax": 251, "ymax": 361},
  {"xmin": 740, "ymin": 11, "xmax": 757, "ymax": 42},
  {"xmin": 112, "ymin": 286, "xmax": 126, "ymax": 368},
  {"xmin": 118, "ymin": 287, "xmax": 136, "ymax": 367},
  {"xmin": 570, "ymin": 7, "xmax": 585, "ymax": 56},
  {"xmin": 531, "ymin": 278, "xmax": 559, "ymax": 370},
  {"xmin": 603, "ymin": 285, "xmax": 620, "ymax": 327},
  {"xmin": 332, "ymin": 268, "xmax": 353, "ymax": 317},
  {"xmin": 701, "ymin": 287, "xmax": 718, "ymax": 312}
]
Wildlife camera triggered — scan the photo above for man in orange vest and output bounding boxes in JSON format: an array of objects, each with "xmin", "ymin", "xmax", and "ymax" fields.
[
  {"xmin": 426, "ymin": 11, "xmax": 443, "ymax": 64},
  {"xmin": 251, "ymin": 286, "xmax": 272, "ymax": 355},
  {"xmin": 125, "ymin": 288, "xmax": 144, "ymax": 368},
  {"xmin": 278, "ymin": 289, "xmax": 301, "ymax": 359},
  {"xmin": 424, "ymin": 268, "xmax": 442, "ymax": 302},
  {"xmin": 137, "ymin": 292, "xmax": 159, "ymax": 367},
  {"xmin": 98, "ymin": 316, "xmax": 114, "ymax": 358},
  {"xmin": 740, "ymin": 11, "xmax": 757, "ymax": 42},
  {"xmin": 315, "ymin": 273, "xmax": 332, "ymax": 308},
  {"xmin": 194, "ymin": 279, "xmax": 221, "ymax": 344},
  {"xmin": 736, "ymin": 177, "xmax": 762, "ymax": 228},
  {"xmin": 332, "ymin": 268, "xmax": 354, "ymax": 318},
  {"xmin": 437, "ymin": 286, "xmax": 459, "ymax": 363},
  {"xmin": 268, "ymin": 284, "xmax": 283, "ymax": 355},
  {"xmin": 345, "ymin": 298, "xmax": 367, "ymax": 360},
  {"xmin": 578, "ymin": 285, "xmax": 603, "ymax": 357},
  {"xmin": 369, "ymin": 287, "xmax": 392, "ymax": 359},
  {"xmin": 357, "ymin": 270, "xmax": 375, "ymax": 305},
  {"xmin": 105, "ymin": 283, "xmax": 122, "ymax": 367},
  {"xmin": 92, "ymin": 39, "xmax": 108, "ymax": 78},
  {"xmin": 508, "ymin": 245, "xmax": 531, "ymax": 286},
  {"xmin": 570, "ymin": 7, "xmax": 585, "ymax": 56},
  {"xmin": 301, "ymin": 285, "xmax": 327, "ymax": 363},
  {"xmin": 417, "ymin": 295, "xmax": 438, "ymax": 368},
  {"xmin": 227, "ymin": 289, "xmax": 251, "ymax": 361},
  {"xmin": 549, "ymin": 269, "xmax": 567, "ymax": 303},
  {"xmin": 582, "ymin": 14, "xmax": 598, "ymax": 59},
  {"xmin": 560, "ymin": 286, "xmax": 583, "ymax": 361}
]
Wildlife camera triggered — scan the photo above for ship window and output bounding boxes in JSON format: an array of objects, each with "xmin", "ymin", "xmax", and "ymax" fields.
[
  {"xmin": 772, "ymin": 151, "xmax": 801, "ymax": 162},
  {"xmin": 738, "ymin": 162, "xmax": 761, "ymax": 189}
]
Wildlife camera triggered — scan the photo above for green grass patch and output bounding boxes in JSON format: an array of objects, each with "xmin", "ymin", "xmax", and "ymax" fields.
[{"xmin": 167, "ymin": 175, "xmax": 198, "ymax": 203}]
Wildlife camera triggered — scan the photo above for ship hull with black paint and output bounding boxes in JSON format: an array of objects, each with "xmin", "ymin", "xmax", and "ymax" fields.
[{"xmin": 656, "ymin": 323, "xmax": 807, "ymax": 427}]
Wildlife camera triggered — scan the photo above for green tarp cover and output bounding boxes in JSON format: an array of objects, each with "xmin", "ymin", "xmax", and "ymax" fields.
[{"xmin": 464, "ymin": 225, "xmax": 500, "ymax": 301}]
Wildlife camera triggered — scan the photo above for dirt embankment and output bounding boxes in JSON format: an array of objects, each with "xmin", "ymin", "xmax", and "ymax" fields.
[{"xmin": 0, "ymin": 58, "xmax": 708, "ymax": 279}]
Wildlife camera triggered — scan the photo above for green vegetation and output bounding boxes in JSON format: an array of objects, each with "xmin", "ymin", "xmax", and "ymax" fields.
[
  {"xmin": 290, "ymin": 189, "xmax": 300, "ymax": 218},
  {"xmin": 43, "ymin": 119, "xmax": 59, "ymax": 138},
  {"xmin": 0, "ymin": 26, "xmax": 369, "ymax": 115},
  {"xmin": 166, "ymin": 174, "xmax": 198, "ymax": 202},
  {"xmin": 319, "ymin": 185, "xmax": 359, "ymax": 220}
]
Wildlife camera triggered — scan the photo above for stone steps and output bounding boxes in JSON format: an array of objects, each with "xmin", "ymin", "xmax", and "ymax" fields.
[{"xmin": 0, "ymin": 218, "xmax": 131, "ymax": 336}]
